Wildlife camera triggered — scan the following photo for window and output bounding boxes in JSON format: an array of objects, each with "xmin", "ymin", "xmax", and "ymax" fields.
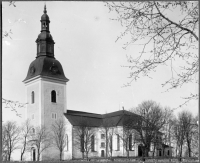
[
  {"xmin": 117, "ymin": 134, "xmax": 120, "ymax": 151},
  {"xmin": 129, "ymin": 134, "xmax": 132, "ymax": 151},
  {"xmin": 66, "ymin": 134, "xmax": 68, "ymax": 151},
  {"xmin": 101, "ymin": 142, "xmax": 105, "ymax": 148},
  {"xmin": 38, "ymin": 44, "xmax": 40, "ymax": 53},
  {"xmin": 113, "ymin": 134, "xmax": 120, "ymax": 151},
  {"xmin": 109, "ymin": 135, "xmax": 112, "ymax": 151},
  {"xmin": 32, "ymin": 128, "xmax": 35, "ymax": 134},
  {"xmin": 101, "ymin": 134, "xmax": 105, "ymax": 139},
  {"xmin": 91, "ymin": 135, "xmax": 95, "ymax": 152},
  {"xmin": 52, "ymin": 113, "xmax": 57, "ymax": 119},
  {"xmin": 159, "ymin": 150, "xmax": 162, "ymax": 156},
  {"xmin": 150, "ymin": 143, "xmax": 154, "ymax": 151},
  {"xmin": 32, "ymin": 148, "xmax": 36, "ymax": 161},
  {"xmin": 51, "ymin": 90, "xmax": 56, "ymax": 103},
  {"xmin": 31, "ymin": 91, "xmax": 34, "ymax": 104},
  {"xmin": 80, "ymin": 134, "xmax": 84, "ymax": 152}
]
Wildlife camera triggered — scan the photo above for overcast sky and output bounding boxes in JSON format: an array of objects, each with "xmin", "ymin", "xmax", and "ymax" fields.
[{"xmin": 2, "ymin": 1, "xmax": 198, "ymax": 123}]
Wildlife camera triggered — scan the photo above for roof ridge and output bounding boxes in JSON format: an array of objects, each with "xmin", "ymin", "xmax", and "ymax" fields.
[{"xmin": 67, "ymin": 109, "xmax": 103, "ymax": 116}]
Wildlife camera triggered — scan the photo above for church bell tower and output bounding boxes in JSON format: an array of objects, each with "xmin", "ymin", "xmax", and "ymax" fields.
[{"xmin": 23, "ymin": 5, "xmax": 69, "ymax": 160}]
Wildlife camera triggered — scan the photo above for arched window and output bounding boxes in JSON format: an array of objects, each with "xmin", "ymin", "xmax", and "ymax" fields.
[
  {"xmin": 38, "ymin": 44, "xmax": 40, "ymax": 53},
  {"xmin": 129, "ymin": 134, "xmax": 132, "ymax": 150},
  {"xmin": 66, "ymin": 134, "xmax": 68, "ymax": 151},
  {"xmin": 31, "ymin": 91, "xmax": 34, "ymax": 104},
  {"xmin": 109, "ymin": 135, "xmax": 112, "ymax": 150},
  {"xmin": 51, "ymin": 90, "xmax": 56, "ymax": 103},
  {"xmin": 117, "ymin": 134, "xmax": 120, "ymax": 151},
  {"xmin": 113, "ymin": 134, "xmax": 120, "ymax": 151},
  {"xmin": 32, "ymin": 128, "xmax": 35, "ymax": 134},
  {"xmin": 80, "ymin": 134, "xmax": 84, "ymax": 152},
  {"xmin": 32, "ymin": 147, "xmax": 36, "ymax": 161},
  {"xmin": 91, "ymin": 135, "xmax": 95, "ymax": 152}
]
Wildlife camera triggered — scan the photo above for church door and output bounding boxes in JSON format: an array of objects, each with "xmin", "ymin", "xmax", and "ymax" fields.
[
  {"xmin": 138, "ymin": 144, "xmax": 143, "ymax": 157},
  {"xmin": 101, "ymin": 150, "xmax": 104, "ymax": 157},
  {"xmin": 32, "ymin": 148, "xmax": 36, "ymax": 161}
]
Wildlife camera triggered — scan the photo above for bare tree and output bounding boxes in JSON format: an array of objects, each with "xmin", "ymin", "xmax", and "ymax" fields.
[
  {"xmin": 73, "ymin": 119, "xmax": 95, "ymax": 160},
  {"xmin": 171, "ymin": 116, "xmax": 185, "ymax": 160},
  {"xmin": 132, "ymin": 100, "xmax": 171, "ymax": 157},
  {"xmin": 175, "ymin": 111, "xmax": 197, "ymax": 157},
  {"xmin": 182, "ymin": 111, "xmax": 194, "ymax": 157},
  {"xmin": 29, "ymin": 126, "xmax": 51, "ymax": 161},
  {"xmin": 51, "ymin": 119, "xmax": 67, "ymax": 161},
  {"xmin": 159, "ymin": 111, "xmax": 174, "ymax": 158},
  {"xmin": 107, "ymin": 127, "xmax": 115, "ymax": 158},
  {"xmin": 105, "ymin": 2, "xmax": 198, "ymax": 106},
  {"xmin": 116, "ymin": 115, "xmax": 136, "ymax": 158},
  {"xmin": 2, "ymin": 98, "xmax": 27, "ymax": 118},
  {"xmin": 19, "ymin": 119, "xmax": 33, "ymax": 161},
  {"xmin": 2, "ymin": 1, "xmax": 16, "ymax": 39},
  {"xmin": 191, "ymin": 115, "xmax": 199, "ymax": 157},
  {"xmin": 3, "ymin": 121, "xmax": 21, "ymax": 161},
  {"xmin": 2, "ymin": 125, "xmax": 9, "ymax": 161},
  {"xmin": 100, "ymin": 118, "xmax": 115, "ymax": 158}
]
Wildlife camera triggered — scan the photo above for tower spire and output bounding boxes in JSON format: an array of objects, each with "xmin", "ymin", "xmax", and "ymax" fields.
[
  {"xmin": 35, "ymin": 5, "xmax": 55, "ymax": 58},
  {"xmin": 44, "ymin": 4, "xmax": 47, "ymax": 14}
]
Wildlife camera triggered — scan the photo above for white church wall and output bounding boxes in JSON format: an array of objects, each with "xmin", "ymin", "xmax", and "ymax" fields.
[
  {"xmin": 71, "ymin": 127, "xmax": 100, "ymax": 159},
  {"xmin": 42, "ymin": 80, "xmax": 66, "ymax": 127},
  {"xmin": 64, "ymin": 118, "xmax": 73, "ymax": 160},
  {"xmin": 26, "ymin": 81, "xmax": 40, "ymax": 128},
  {"xmin": 24, "ymin": 78, "xmax": 68, "ymax": 161},
  {"xmin": 39, "ymin": 79, "xmax": 67, "ymax": 160}
]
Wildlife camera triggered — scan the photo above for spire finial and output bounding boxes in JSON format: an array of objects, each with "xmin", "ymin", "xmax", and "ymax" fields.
[{"xmin": 44, "ymin": 4, "xmax": 47, "ymax": 14}]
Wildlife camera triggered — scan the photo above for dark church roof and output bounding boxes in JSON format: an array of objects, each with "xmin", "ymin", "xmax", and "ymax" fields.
[
  {"xmin": 23, "ymin": 5, "xmax": 68, "ymax": 83},
  {"xmin": 23, "ymin": 56, "xmax": 68, "ymax": 82},
  {"xmin": 36, "ymin": 32, "xmax": 54, "ymax": 42},
  {"xmin": 64, "ymin": 110, "xmax": 141, "ymax": 127}
]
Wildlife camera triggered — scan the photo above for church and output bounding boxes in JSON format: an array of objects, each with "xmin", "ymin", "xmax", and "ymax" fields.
[{"xmin": 23, "ymin": 6, "xmax": 172, "ymax": 161}]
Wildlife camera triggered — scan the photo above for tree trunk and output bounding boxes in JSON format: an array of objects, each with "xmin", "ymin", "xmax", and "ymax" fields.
[
  {"xmin": 152, "ymin": 143, "xmax": 156, "ymax": 157},
  {"xmin": 186, "ymin": 139, "xmax": 191, "ymax": 157},
  {"xmin": 20, "ymin": 153, "xmax": 23, "ymax": 161},
  {"xmin": 37, "ymin": 149, "xmax": 40, "ymax": 161},
  {"xmin": 8, "ymin": 153, "xmax": 11, "ymax": 161},
  {"xmin": 145, "ymin": 147, "xmax": 149, "ymax": 157},
  {"xmin": 179, "ymin": 144, "xmax": 183, "ymax": 162},
  {"xmin": 188, "ymin": 145, "xmax": 191, "ymax": 157},
  {"xmin": 127, "ymin": 150, "xmax": 129, "ymax": 158},
  {"xmin": 20, "ymin": 147, "xmax": 25, "ymax": 161},
  {"xmin": 82, "ymin": 152, "xmax": 84, "ymax": 159},
  {"xmin": 60, "ymin": 150, "xmax": 62, "ymax": 161},
  {"xmin": 86, "ymin": 152, "xmax": 89, "ymax": 161},
  {"xmin": 106, "ymin": 130, "xmax": 108, "ymax": 158}
]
